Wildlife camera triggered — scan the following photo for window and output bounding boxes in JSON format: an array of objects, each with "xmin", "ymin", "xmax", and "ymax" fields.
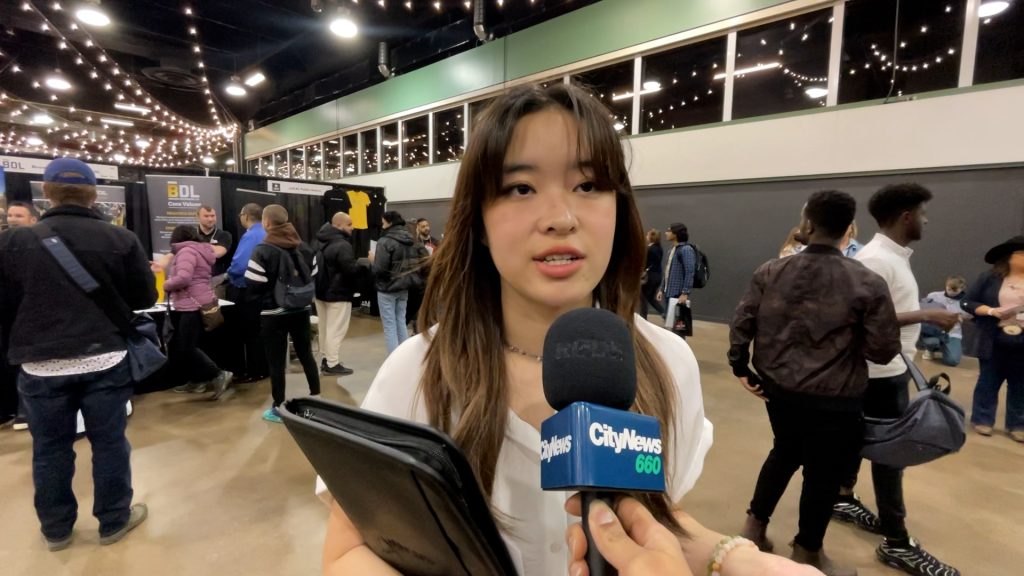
[
  {"xmin": 572, "ymin": 60, "xmax": 634, "ymax": 134},
  {"xmin": 640, "ymin": 37, "xmax": 727, "ymax": 132},
  {"xmin": 247, "ymin": 159, "xmax": 258, "ymax": 175},
  {"xmin": 839, "ymin": 0, "xmax": 965, "ymax": 104},
  {"xmin": 975, "ymin": 0, "xmax": 1024, "ymax": 84},
  {"xmin": 360, "ymin": 128, "xmax": 378, "ymax": 173},
  {"xmin": 433, "ymin": 106, "xmax": 464, "ymax": 163},
  {"xmin": 289, "ymin": 147, "xmax": 305, "ymax": 179},
  {"xmin": 323, "ymin": 139, "xmax": 341, "ymax": 180},
  {"xmin": 342, "ymin": 134, "xmax": 358, "ymax": 176},
  {"xmin": 306, "ymin": 143, "xmax": 323, "ymax": 180},
  {"xmin": 733, "ymin": 8, "xmax": 833, "ymax": 119},
  {"xmin": 259, "ymin": 155, "xmax": 273, "ymax": 176},
  {"xmin": 380, "ymin": 122, "xmax": 399, "ymax": 171},
  {"xmin": 273, "ymin": 151, "xmax": 288, "ymax": 178},
  {"xmin": 403, "ymin": 115, "xmax": 430, "ymax": 168}
]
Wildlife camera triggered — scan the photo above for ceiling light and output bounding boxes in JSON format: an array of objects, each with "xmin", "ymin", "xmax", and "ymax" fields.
[
  {"xmin": 978, "ymin": 1, "xmax": 1010, "ymax": 17},
  {"xmin": 329, "ymin": 10, "xmax": 358, "ymax": 38},
  {"xmin": 101, "ymin": 117, "xmax": 134, "ymax": 127},
  {"xmin": 642, "ymin": 80, "xmax": 662, "ymax": 91},
  {"xmin": 45, "ymin": 72, "xmax": 73, "ymax": 91},
  {"xmin": 202, "ymin": 155, "xmax": 215, "ymax": 165},
  {"xmin": 713, "ymin": 61, "xmax": 781, "ymax": 80},
  {"xmin": 32, "ymin": 113, "xmax": 54, "ymax": 125},
  {"xmin": 613, "ymin": 122, "xmax": 625, "ymax": 131},
  {"xmin": 225, "ymin": 158, "xmax": 236, "ymax": 166},
  {"xmin": 135, "ymin": 138, "xmax": 150, "ymax": 149},
  {"xmin": 27, "ymin": 137, "xmax": 44, "ymax": 146},
  {"xmin": 804, "ymin": 87, "xmax": 829, "ymax": 99},
  {"xmin": 243, "ymin": 72, "xmax": 266, "ymax": 87},
  {"xmin": 225, "ymin": 77, "xmax": 247, "ymax": 97},
  {"xmin": 114, "ymin": 102, "xmax": 151, "ymax": 114},
  {"xmin": 75, "ymin": 2, "xmax": 111, "ymax": 26},
  {"xmin": 114, "ymin": 153, "xmax": 126, "ymax": 162}
]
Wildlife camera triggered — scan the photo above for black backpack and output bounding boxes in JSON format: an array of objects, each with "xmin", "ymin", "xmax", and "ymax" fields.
[
  {"xmin": 686, "ymin": 243, "xmax": 711, "ymax": 289},
  {"xmin": 270, "ymin": 246, "xmax": 316, "ymax": 310}
]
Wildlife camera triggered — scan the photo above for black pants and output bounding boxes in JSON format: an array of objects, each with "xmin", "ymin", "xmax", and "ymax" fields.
[
  {"xmin": 1, "ymin": 349, "xmax": 19, "ymax": 419},
  {"xmin": 260, "ymin": 310, "xmax": 320, "ymax": 407},
  {"xmin": 748, "ymin": 398, "xmax": 863, "ymax": 551},
  {"xmin": 639, "ymin": 279, "xmax": 664, "ymax": 318},
  {"xmin": 842, "ymin": 371, "xmax": 911, "ymax": 541},
  {"xmin": 225, "ymin": 285, "xmax": 268, "ymax": 379},
  {"xmin": 169, "ymin": 311, "xmax": 220, "ymax": 385}
]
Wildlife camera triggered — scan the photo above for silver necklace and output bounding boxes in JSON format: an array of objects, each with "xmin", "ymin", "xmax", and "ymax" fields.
[{"xmin": 505, "ymin": 343, "xmax": 543, "ymax": 363}]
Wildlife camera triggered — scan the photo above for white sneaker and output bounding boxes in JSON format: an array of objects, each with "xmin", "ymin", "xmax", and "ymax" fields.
[{"xmin": 922, "ymin": 350, "xmax": 934, "ymax": 361}]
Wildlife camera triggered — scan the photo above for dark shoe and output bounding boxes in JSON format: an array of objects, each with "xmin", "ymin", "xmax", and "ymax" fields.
[
  {"xmin": 208, "ymin": 370, "xmax": 233, "ymax": 400},
  {"xmin": 791, "ymin": 542, "xmax": 857, "ymax": 576},
  {"xmin": 12, "ymin": 416, "xmax": 29, "ymax": 431},
  {"xmin": 44, "ymin": 533, "xmax": 73, "ymax": 552},
  {"xmin": 100, "ymin": 503, "xmax": 148, "ymax": 546},
  {"xmin": 173, "ymin": 382, "xmax": 208, "ymax": 394},
  {"xmin": 323, "ymin": 363, "xmax": 354, "ymax": 376},
  {"xmin": 739, "ymin": 513, "xmax": 774, "ymax": 552},
  {"xmin": 320, "ymin": 357, "xmax": 328, "ymax": 371},
  {"xmin": 877, "ymin": 537, "xmax": 960, "ymax": 576},
  {"xmin": 832, "ymin": 493, "xmax": 881, "ymax": 534}
]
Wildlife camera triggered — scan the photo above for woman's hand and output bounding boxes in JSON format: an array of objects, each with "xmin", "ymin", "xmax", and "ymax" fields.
[{"xmin": 565, "ymin": 494, "xmax": 691, "ymax": 576}]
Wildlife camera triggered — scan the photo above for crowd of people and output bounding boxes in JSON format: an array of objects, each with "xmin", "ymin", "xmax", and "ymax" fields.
[{"xmin": 1, "ymin": 83, "xmax": 1022, "ymax": 576}]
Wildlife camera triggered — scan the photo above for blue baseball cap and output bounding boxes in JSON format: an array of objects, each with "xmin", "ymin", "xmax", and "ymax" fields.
[{"xmin": 43, "ymin": 158, "xmax": 97, "ymax": 185}]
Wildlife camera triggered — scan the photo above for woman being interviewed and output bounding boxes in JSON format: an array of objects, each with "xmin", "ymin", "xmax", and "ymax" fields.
[{"xmin": 321, "ymin": 84, "xmax": 812, "ymax": 576}]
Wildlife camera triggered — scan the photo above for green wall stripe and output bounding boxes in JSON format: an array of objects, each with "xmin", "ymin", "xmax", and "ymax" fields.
[{"xmin": 245, "ymin": 0, "xmax": 793, "ymax": 156}]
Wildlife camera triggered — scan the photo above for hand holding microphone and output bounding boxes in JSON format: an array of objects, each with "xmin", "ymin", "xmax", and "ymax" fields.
[{"xmin": 540, "ymin": 308, "xmax": 667, "ymax": 576}]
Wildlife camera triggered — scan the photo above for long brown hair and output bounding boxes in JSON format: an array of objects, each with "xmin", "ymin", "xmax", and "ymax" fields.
[{"xmin": 418, "ymin": 83, "xmax": 682, "ymax": 531}]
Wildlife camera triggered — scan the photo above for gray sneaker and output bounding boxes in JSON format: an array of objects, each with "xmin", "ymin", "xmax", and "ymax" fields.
[
  {"xmin": 208, "ymin": 370, "xmax": 233, "ymax": 400},
  {"xmin": 44, "ymin": 533, "xmax": 73, "ymax": 552},
  {"xmin": 100, "ymin": 503, "xmax": 148, "ymax": 546},
  {"xmin": 173, "ymin": 382, "xmax": 207, "ymax": 394}
]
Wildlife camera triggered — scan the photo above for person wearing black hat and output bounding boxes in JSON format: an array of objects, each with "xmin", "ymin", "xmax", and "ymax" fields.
[
  {"xmin": 0, "ymin": 158, "xmax": 155, "ymax": 550},
  {"xmin": 962, "ymin": 235, "xmax": 1024, "ymax": 443}
]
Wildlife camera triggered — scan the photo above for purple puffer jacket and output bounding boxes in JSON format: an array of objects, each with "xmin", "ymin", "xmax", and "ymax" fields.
[{"xmin": 163, "ymin": 241, "xmax": 216, "ymax": 312}]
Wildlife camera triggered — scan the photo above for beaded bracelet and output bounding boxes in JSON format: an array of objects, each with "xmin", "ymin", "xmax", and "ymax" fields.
[{"xmin": 706, "ymin": 535, "xmax": 755, "ymax": 576}]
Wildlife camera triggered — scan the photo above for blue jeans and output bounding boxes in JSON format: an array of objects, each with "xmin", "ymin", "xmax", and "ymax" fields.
[
  {"xmin": 378, "ymin": 290, "xmax": 409, "ymax": 354},
  {"xmin": 917, "ymin": 327, "xmax": 963, "ymax": 367},
  {"xmin": 18, "ymin": 360, "xmax": 134, "ymax": 540},
  {"xmin": 972, "ymin": 349, "xmax": 1024, "ymax": 431}
]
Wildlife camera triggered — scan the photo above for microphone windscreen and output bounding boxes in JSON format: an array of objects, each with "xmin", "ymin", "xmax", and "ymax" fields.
[{"xmin": 542, "ymin": 308, "xmax": 637, "ymax": 411}]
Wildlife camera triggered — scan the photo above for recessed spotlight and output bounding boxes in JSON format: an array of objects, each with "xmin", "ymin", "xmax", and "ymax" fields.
[
  {"xmin": 225, "ymin": 158, "xmax": 236, "ymax": 166},
  {"xmin": 243, "ymin": 72, "xmax": 266, "ymax": 87},
  {"xmin": 978, "ymin": 1, "xmax": 1010, "ymax": 18},
  {"xmin": 135, "ymin": 138, "xmax": 150, "ymax": 149},
  {"xmin": 202, "ymin": 155, "xmax": 215, "ymax": 165},
  {"xmin": 45, "ymin": 72, "xmax": 72, "ymax": 91},
  {"xmin": 225, "ymin": 77, "xmax": 247, "ymax": 97},
  {"xmin": 114, "ymin": 153, "xmax": 126, "ymax": 162},
  {"xmin": 804, "ymin": 87, "xmax": 829, "ymax": 99},
  {"xmin": 27, "ymin": 136, "xmax": 44, "ymax": 146},
  {"xmin": 329, "ymin": 10, "xmax": 358, "ymax": 38},
  {"xmin": 642, "ymin": 80, "xmax": 662, "ymax": 91},
  {"xmin": 75, "ymin": 1, "xmax": 111, "ymax": 26},
  {"xmin": 32, "ymin": 113, "xmax": 54, "ymax": 125}
]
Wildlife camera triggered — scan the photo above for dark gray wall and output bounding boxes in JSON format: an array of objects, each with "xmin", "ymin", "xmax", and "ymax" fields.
[
  {"xmin": 637, "ymin": 167, "xmax": 1024, "ymax": 322},
  {"xmin": 388, "ymin": 166, "xmax": 1024, "ymax": 323}
]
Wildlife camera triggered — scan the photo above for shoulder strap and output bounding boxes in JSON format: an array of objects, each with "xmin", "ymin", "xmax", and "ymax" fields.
[{"xmin": 31, "ymin": 223, "xmax": 134, "ymax": 336}]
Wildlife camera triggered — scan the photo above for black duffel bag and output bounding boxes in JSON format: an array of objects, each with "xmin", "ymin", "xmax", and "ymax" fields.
[{"xmin": 861, "ymin": 353, "xmax": 966, "ymax": 468}]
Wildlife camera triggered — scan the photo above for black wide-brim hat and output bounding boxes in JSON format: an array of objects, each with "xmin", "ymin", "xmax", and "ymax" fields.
[{"xmin": 985, "ymin": 235, "xmax": 1024, "ymax": 264}]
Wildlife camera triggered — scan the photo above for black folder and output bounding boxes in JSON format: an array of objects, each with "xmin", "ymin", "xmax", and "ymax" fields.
[{"xmin": 280, "ymin": 397, "xmax": 518, "ymax": 576}]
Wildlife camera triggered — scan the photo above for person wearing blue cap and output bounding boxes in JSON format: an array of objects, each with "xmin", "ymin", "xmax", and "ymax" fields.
[{"xmin": 0, "ymin": 158, "xmax": 157, "ymax": 551}]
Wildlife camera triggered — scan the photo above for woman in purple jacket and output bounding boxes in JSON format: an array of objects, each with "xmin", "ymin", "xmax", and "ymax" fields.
[{"xmin": 163, "ymin": 225, "xmax": 232, "ymax": 398}]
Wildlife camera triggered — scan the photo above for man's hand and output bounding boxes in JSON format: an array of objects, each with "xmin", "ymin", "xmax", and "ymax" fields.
[
  {"xmin": 565, "ymin": 495, "xmax": 691, "ymax": 576},
  {"xmin": 739, "ymin": 377, "xmax": 768, "ymax": 402},
  {"xmin": 367, "ymin": 251, "xmax": 376, "ymax": 264},
  {"xmin": 925, "ymin": 309, "xmax": 961, "ymax": 332},
  {"xmin": 989, "ymin": 305, "xmax": 1022, "ymax": 320},
  {"xmin": 677, "ymin": 294, "xmax": 688, "ymax": 304}
]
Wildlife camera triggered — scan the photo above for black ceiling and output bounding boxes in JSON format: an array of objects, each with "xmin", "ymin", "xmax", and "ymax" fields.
[{"xmin": 0, "ymin": 0, "xmax": 597, "ymax": 168}]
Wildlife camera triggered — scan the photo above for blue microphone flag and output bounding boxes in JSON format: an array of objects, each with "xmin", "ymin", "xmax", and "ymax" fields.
[{"xmin": 540, "ymin": 402, "xmax": 665, "ymax": 493}]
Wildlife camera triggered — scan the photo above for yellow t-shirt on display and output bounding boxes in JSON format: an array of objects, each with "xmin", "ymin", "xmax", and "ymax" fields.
[{"xmin": 347, "ymin": 190, "xmax": 372, "ymax": 229}]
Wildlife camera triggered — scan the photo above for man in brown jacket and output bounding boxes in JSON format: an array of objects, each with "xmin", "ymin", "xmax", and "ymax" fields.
[{"xmin": 729, "ymin": 190, "xmax": 901, "ymax": 576}]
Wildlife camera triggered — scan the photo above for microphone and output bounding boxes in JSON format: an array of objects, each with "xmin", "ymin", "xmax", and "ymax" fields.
[{"xmin": 540, "ymin": 308, "xmax": 665, "ymax": 576}]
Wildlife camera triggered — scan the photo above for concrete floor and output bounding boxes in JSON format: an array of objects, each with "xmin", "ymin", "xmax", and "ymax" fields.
[{"xmin": 1, "ymin": 315, "xmax": 1021, "ymax": 575}]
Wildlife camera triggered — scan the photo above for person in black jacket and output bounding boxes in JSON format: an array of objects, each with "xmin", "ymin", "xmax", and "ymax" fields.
[
  {"xmin": 244, "ymin": 204, "xmax": 321, "ymax": 423},
  {"xmin": 0, "ymin": 159, "xmax": 155, "ymax": 550},
  {"xmin": 640, "ymin": 228, "xmax": 664, "ymax": 317},
  {"xmin": 314, "ymin": 212, "xmax": 370, "ymax": 376},
  {"xmin": 371, "ymin": 211, "xmax": 425, "ymax": 354},
  {"xmin": 962, "ymin": 235, "xmax": 1024, "ymax": 442}
]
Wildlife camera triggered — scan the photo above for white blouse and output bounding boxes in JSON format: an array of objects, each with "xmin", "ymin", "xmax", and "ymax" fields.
[{"xmin": 317, "ymin": 315, "xmax": 713, "ymax": 576}]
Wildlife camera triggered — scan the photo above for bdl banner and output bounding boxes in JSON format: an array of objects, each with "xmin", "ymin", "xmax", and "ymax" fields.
[{"xmin": 145, "ymin": 175, "xmax": 222, "ymax": 258}]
